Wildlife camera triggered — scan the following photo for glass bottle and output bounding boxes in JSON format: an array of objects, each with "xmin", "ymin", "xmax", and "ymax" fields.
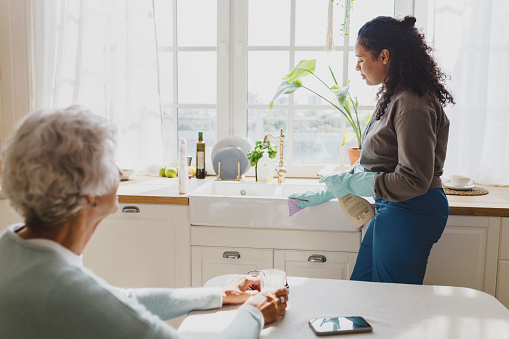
[{"xmin": 196, "ymin": 132, "xmax": 206, "ymax": 179}]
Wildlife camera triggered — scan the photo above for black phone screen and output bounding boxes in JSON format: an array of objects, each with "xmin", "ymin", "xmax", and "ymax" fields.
[{"xmin": 309, "ymin": 316, "xmax": 372, "ymax": 335}]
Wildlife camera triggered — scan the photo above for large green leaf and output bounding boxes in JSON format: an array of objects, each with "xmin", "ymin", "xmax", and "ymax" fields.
[
  {"xmin": 341, "ymin": 132, "xmax": 356, "ymax": 146},
  {"xmin": 269, "ymin": 80, "xmax": 303, "ymax": 110},
  {"xmin": 344, "ymin": 98, "xmax": 352, "ymax": 114},
  {"xmin": 283, "ymin": 60, "xmax": 316, "ymax": 83},
  {"xmin": 330, "ymin": 83, "xmax": 350, "ymax": 107}
]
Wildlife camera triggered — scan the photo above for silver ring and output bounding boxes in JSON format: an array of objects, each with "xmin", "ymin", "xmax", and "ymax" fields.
[{"xmin": 280, "ymin": 296, "xmax": 285, "ymax": 304}]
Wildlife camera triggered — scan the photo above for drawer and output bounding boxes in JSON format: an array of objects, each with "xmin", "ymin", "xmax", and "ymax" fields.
[
  {"xmin": 107, "ymin": 203, "xmax": 182, "ymax": 221},
  {"xmin": 274, "ymin": 249, "xmax": 357, "ymax": 280},
  {"xmin": 191, "ymin": 246, "xmax": 273, "ymax": 287}
]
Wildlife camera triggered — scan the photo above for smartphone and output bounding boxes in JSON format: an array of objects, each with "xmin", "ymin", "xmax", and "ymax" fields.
[{"xmin": 309, "ymin": 316, "xmax": 372, "ymax": 336}]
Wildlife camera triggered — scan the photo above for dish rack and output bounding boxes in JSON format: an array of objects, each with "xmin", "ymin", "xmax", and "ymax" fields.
[{"xmin": 216, "ymin": 161, "xmax": 242, "ymax": 181}]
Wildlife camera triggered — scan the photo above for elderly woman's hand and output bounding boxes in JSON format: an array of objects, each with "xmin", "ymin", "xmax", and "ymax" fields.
[
  {"xmin": 221, "ymin": 275, "xmax": 260, "ymax": 305},
  {"xmin": 245, "ymin": 287, "xmax": 288, "ymax": 325}
]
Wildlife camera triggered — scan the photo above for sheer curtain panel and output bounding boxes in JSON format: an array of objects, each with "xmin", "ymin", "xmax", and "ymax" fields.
[
  {"xmin": 434, "ymin": 0, "xmax": 509, "ymax": 185},
  {"xmin": 29, "ymin": 0, "xmax": 164, "ymax": 173}
]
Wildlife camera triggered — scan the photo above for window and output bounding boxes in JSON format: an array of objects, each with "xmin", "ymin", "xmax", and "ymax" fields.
[
  {"xmin": 236, "ymin": 0, "xmax": 396, "ymax": 176},
  {"xmin": 154, "ymin": 0, "xmax": 219, "ymax": 164},
  {"xmin": 154, "ymin": 0, "xmax": 407, "ymax": 176}
]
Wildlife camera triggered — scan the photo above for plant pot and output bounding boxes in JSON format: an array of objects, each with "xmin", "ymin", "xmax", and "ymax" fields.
[{"xmin": 347, "ymin": 148, "xmax": 361, "ymax": 166}]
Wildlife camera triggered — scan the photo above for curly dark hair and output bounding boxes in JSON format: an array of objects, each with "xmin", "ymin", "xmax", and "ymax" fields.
[{"xmin": 357, "ymin": 16, "xmax": 455, "ymax": 120}]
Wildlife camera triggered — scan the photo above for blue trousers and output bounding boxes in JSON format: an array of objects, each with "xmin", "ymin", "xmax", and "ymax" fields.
[{"xmin": 350, "ymin": 188, "xmax": 449, "ymax": 284}]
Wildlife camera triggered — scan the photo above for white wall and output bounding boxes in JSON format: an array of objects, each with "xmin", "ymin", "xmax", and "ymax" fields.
[{"xmin": 0, "ymin": 0, "xmax": 31, "ymax": 145}]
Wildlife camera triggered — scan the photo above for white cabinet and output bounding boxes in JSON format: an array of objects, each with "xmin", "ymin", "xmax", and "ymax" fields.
[
  {"xmin": 424, "ymin": 216, "xmax": 500, "ymax": 296},
  {"xmin": 84, "ymin": 203, "xmax": 190, "ymax": 289},
  {"xmin": 191, "ymin": 225, "xmax": 361, "ymax": 287},
  {"xmin": 84, "ymin": 203, "xmax": 191, "ymax": 328},
  {"xmin": 497, "ymin": 217, "xmax": 509, "ymax": 308}
]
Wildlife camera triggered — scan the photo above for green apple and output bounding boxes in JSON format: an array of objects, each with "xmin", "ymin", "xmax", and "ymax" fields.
[
  {"xmin": 165, "ymin": 167, "xmax": 178, "ymax": 178},
  {"xmin": 159, "ymin": 166, "xmax": 167, "ymax": 177}
]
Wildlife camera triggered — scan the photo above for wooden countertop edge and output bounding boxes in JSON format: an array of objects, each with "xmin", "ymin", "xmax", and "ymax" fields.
[
  {"xmin": 118, "ymin": 195, "xmax": 189, "ymax": 205},
  {"xmin": 449, "ymin": 206, "xmax": 509, "ymax": 217},
  {"xmin": 115, "ymin": 195, "xmax": 508, "ymax": 216}
]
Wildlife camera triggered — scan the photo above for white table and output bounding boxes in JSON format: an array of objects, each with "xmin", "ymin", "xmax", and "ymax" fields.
[{"xmin": 178, "ymin": 275, "xmax": 509, "ymax": 338}]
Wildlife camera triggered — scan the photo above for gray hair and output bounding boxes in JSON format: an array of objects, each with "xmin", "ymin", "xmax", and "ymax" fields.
[{"xmin": 1, "ymin": 106, "xmax": 119, "ymax": 224}]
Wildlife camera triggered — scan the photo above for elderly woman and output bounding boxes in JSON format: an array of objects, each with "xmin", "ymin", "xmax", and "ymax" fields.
[{"xmin": 0, "ymin": 106, "xmax": 288, "ymax": 338}]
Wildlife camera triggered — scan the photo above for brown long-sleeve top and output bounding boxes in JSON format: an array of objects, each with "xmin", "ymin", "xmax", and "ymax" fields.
[{"xmin": 360, "ymin": 88, "xmax": 450, "ymax": 202}]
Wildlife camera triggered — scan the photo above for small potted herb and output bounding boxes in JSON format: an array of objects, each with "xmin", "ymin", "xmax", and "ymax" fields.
[{"xmin": 247, "ymin": 140, "xmax": 277, "ymax": 181}]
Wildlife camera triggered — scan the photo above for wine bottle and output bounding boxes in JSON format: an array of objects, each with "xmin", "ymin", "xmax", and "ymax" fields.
[{"xmin": 196, "ymin": 132, "xmax": 206, "ymax": 179}]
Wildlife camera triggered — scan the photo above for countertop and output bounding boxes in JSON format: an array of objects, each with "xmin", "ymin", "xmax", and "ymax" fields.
[
  {"xmin": 114, "ymin": 175, "xmax": 509, "ymax": 217},
  {"xmin": 1, "ymin": 175, "xmax": 508, "ymax": 216}
]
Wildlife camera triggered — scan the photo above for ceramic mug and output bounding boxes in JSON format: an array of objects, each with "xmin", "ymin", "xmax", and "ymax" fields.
[
  {"xmin": 450, "ymin": 175, "xmax": 473, "ymax": 187},
  {"xmin": 259, "ymin": 269, "xmax": 286, "ymax": 291}
]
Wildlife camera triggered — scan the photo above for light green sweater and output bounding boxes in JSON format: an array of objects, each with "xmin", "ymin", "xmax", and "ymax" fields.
[{"xmin": 0, "ymin": 224, "xmax": 263, "ymax": 338}]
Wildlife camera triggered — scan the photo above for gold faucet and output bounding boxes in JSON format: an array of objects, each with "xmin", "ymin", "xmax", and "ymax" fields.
[{"xmin": 262, "ymin": 129, "xmax": 286, "ymax": 183}]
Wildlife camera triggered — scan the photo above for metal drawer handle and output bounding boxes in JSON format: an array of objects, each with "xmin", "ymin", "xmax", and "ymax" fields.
[
  {"xmin": 308, "ymin": 254, "xmax": 327, "ymax": 262},
  {"xmin": 223, "ymin": 251, "xmax": 241, "ymax": 259},
  {"xmin": 122, "ymin": 206, "xmax": 140, "ymax": 214}
]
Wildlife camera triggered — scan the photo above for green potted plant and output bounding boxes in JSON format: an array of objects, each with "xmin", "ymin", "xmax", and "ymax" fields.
[
  {"xmin": 269, "ymin": 59, "xmax": 370, "ymax": 165},
  {"xmin": 247, "ymin": 140, "xmax": 277, "ymax": 181}
]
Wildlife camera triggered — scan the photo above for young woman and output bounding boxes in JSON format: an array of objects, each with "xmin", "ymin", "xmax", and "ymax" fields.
[{"xmin": 290, "ymin": 16, "xmax": 455, "ymax": 284}]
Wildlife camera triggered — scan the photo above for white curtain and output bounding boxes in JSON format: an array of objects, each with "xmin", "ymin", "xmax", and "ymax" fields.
[
  {"xmin": 29, "ymin": 0, "xmax": 164, "ymax": 174},
  {"xmin": 434, "ymin": 0, "xmax": 509, "ymax": 185}
]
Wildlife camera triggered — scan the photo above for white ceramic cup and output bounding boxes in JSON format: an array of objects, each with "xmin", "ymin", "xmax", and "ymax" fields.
[
  {"xmin": 260, "ymin": 269, "xmax": 286, "ymax": 291},
  {"xmin": 449, "ymin": 175, "xmax": 473, "ymax": 187}
]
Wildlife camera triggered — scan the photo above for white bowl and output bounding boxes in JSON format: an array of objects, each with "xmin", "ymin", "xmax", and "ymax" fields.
[{"xmin": 121, "ymin": 169, "xmax": 135, "ymax": 180}]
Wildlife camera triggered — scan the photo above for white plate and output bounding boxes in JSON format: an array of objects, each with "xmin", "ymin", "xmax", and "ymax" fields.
[
  {"xmin": 211, "ymin": 136, "xmax": 252, "ymax": 174},
  {"xmin": 443, "ymin": 182, "xmax": 475, "ymax": 191},
  {"xmin": 212, "ymin": 146, "xmax": 248, "ymax": 180}
]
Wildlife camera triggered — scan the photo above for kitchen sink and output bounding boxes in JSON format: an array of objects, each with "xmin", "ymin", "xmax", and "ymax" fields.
[
  {"xmin": 209, "ymin": 181, "xmax": 279, "ymax": 197},
  {"xmin": 188, "ymin": 180, "xmax": 364, "ymax": 232}
]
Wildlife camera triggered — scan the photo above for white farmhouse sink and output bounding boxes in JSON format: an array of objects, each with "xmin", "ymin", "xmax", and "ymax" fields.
[{"xmin": 188, "ymin": 180, "xmax": 363, "ymax": 232}]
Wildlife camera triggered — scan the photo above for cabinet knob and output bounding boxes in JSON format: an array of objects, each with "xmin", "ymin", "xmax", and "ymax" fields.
[
  {"xmin": 223, "ymin": 251, "xmax": 241, "ymax": 259},
  {"xmin": 122, "ymin": 206, "xmax": 140, "ymax": 213},
  {"xmin": 308, "ymin": 254, "xmax": 327, "ymax": 262}
]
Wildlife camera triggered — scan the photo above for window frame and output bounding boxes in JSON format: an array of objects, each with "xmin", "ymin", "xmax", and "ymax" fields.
[
  {"xmin": 228, "ymin": 0, "xmax": 423, "ymax": 177},
  {"xmin": 156, "ymin": 0, "xmax": 230, "ymax": 165},
  {"xmin": 158, "ymin": 0, "xmax": 430, "ymax": 176}
]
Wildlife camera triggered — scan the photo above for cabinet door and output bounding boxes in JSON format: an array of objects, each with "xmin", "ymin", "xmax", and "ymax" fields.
[
  {"xmin": 85, "ymin": 218, "xmax": 176, "ymax": 288},
  {"xmin": 191, "ymin": 246, "xmax": 273, "ymax": 287},
  {"xmin": 497, "ymin": 261, "xmax": 509, "ymax": 309},
  {"xmin": 274, "ymin": 250, "xmax": 357, "ymax": 280},
  {"xmin": 424, "ymin": 216, "xmax": 500, "ymax": 295},
  {"xmin": 84, "ymin": 204, "xmax": 190, "ymax": 289},
  {"xmin": 497, "ymin": 218, "xmax": 509, "ymax": 307}
]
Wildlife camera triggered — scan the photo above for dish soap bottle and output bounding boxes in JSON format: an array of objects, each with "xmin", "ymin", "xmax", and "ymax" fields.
[
  {"xmin": 196, "ymin": 132, "xmax": 206, "ymax": 179},
  {"xmin": 178, "ymin": 138, "xmax": 189, "ymax": 194},
  {"xmin": 256, "ymin": 151, "xmax": 274, "ymax": 183}
]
